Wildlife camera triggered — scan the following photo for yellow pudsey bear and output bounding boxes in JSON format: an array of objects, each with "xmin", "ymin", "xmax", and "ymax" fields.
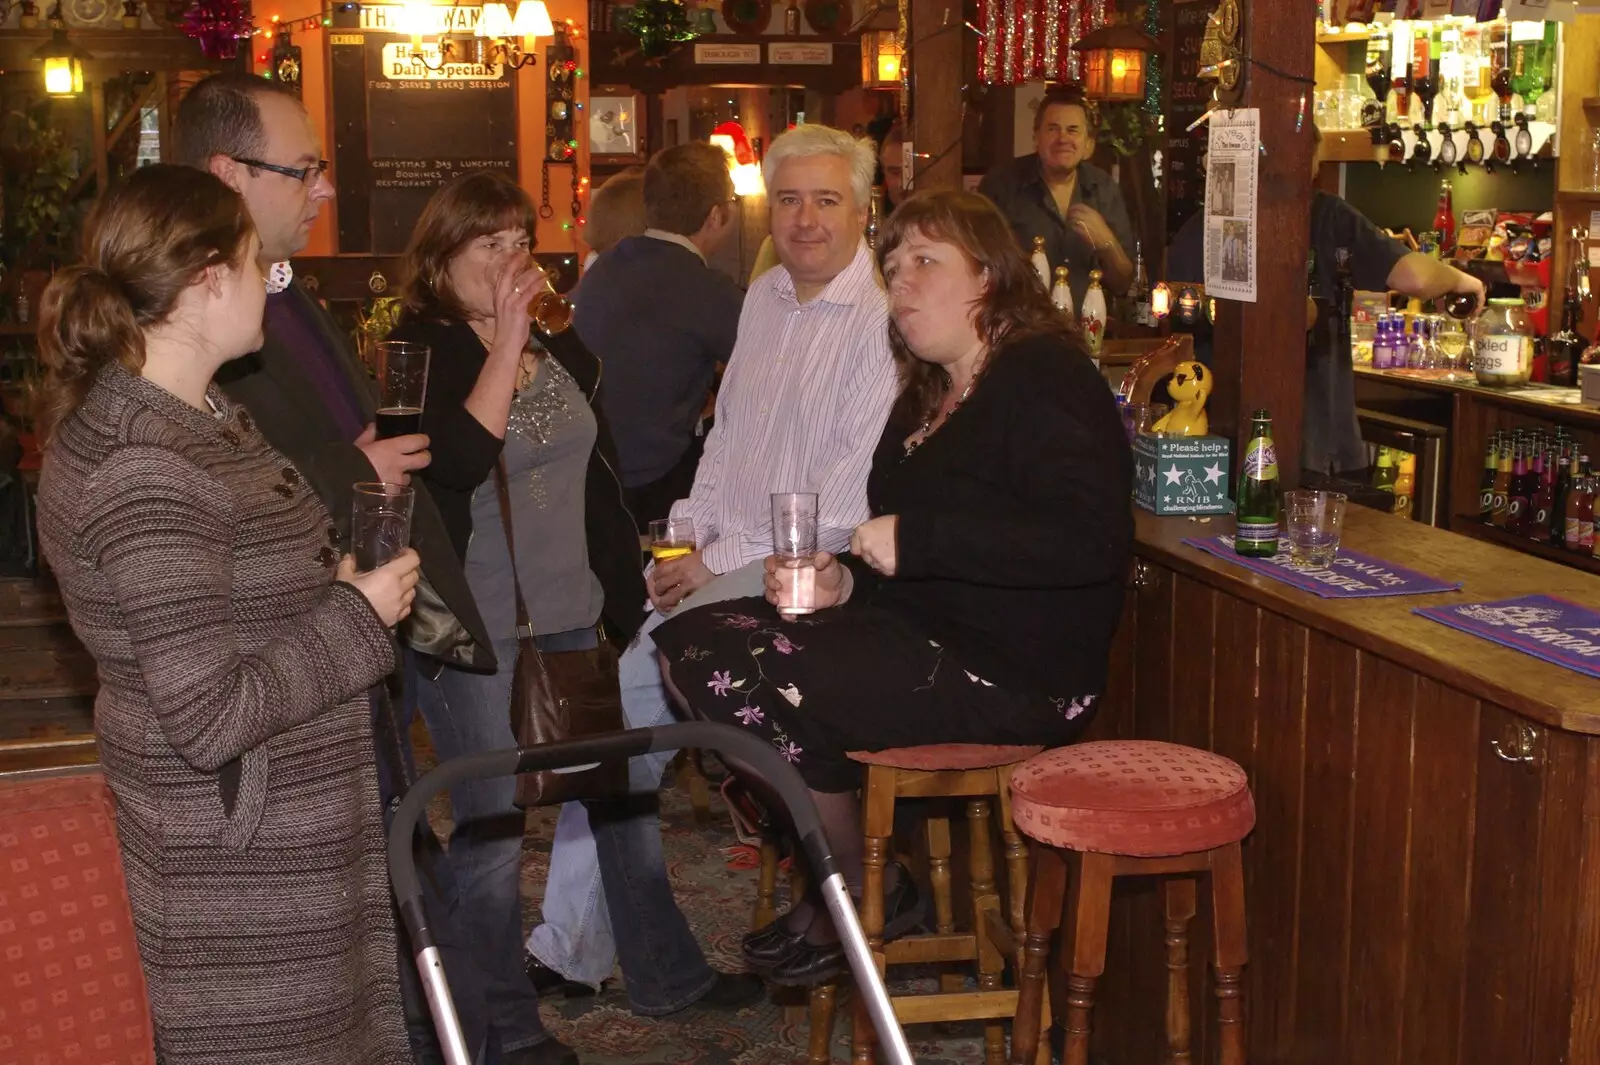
[{"xmin": 1151, "ymin": 360, "xmax": 1211, "ymax": 437}]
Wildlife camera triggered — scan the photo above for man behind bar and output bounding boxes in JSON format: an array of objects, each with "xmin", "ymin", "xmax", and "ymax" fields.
[
  {"xmin": 175, "ymin": 73, "xmax": 577, "ymax": 1065},
  {"xmin": 978, "ymin": 84, "xmax": 1136, "ymax": 309}
]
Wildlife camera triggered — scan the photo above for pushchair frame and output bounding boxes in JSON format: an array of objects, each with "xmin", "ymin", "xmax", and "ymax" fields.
[{"xmin": 386, "ymin": 720, "xmax": 916, "ymax": 1065}]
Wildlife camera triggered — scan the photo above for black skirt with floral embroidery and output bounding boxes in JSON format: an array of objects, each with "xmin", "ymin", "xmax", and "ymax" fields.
[{"xmin": 652, "ymin": 596, "xmax": 1097, "ymax": 792}]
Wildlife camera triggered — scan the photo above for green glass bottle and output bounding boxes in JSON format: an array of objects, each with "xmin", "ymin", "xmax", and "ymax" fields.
[{"xmin": 1235, "ymin": 409, "xmax": 1282, "ymax": 558}]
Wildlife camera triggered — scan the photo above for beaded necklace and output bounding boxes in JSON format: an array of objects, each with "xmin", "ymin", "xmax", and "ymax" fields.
[{"xmin": 903, "ymin": 356, "xmax": 988, "ymax": 456}]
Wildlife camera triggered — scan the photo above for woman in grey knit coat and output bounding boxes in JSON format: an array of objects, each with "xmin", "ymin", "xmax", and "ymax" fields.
[{"xmin": 34, "ymin": 165, "xmax": 422, "ymax": 1064}]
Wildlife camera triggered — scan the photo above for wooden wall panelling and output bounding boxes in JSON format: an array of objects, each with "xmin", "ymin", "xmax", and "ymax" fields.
[
  {"xmin": 1246, "ymin": 609, "xmax": 1309, "ymax": 1060},
  {"xmin": 1343, "ymin": 653, "xmax": 1416, "ymax": 1064},
  {"xmin": 1291, "ymin": 630, "xmax": 1361, "ymax": 1062},
  {"xmin": 1567, "ymin": 743, "xmax": 1600, "ymax": 1059},
  {"xmin": 1396, "ymin": 680, "xmax": 1479, "ymax": 1065},
  {"xmin": 1458, "ymin": 703, "xmax": 1548, "ymax": 1061},
  {"xmin": 1525, "ymin": 724, "xmax": 1588, "ymax": 1065}
]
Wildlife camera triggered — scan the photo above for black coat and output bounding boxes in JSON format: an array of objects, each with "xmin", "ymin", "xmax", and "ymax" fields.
[
  {"xmin": 385, "ymin": 315, "xmax": 649, "ymax": 650},
  {"xmin": 216, "ymin": 283, "xmax": 497, "ymax": 673}
]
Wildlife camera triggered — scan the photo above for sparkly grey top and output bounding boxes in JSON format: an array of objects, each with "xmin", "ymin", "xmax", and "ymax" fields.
[{"xmin": 463, "ymin": 356, "xmax": 604, "ymax": 639}]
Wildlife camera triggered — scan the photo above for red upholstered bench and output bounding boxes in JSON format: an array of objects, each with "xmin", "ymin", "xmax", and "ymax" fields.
[
  {"xmin": 1006, "ymin": 741, "xmax": 1256, "ymax": 1065},
  {"xmin": 0, "ymin": 769, "xmax": 155, "ymax": 1064}
]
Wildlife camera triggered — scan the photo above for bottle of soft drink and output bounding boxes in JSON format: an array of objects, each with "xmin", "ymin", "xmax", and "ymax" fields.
[
  {"xmin": 1530, "ymin": 448, "xmax": 1555, "ymax": 542},
  {"xmin": 1394, "ymin": 452, "xmax": 1416, "ymax": 521},
  {"xmin": 1490, "ymin": 443, "xmax": 1513, "ymax": 528},
  {"xmin": 1407, "ymin": 318, "xmax": 1427, "ymax": 368},
  {"xmin": 1479, "ymin": 432, "xmax": 1500, "ymax": 522},
  {"xmin": 1553, "ymin": 445, "xmax": 1575, "ymax": 545},
  {"xmin": 1580, "ymin": 458, "xmax": 1597, "ymax": 552},
  {"xmin": 1373, "ymin": 315, "xmax": 1393, "ymax": 369},
  {"xmin": 1507, "ymin": 447, "xmax": 1533, "ymax": 535},
  {"xmin": 1373, "ymin": 447, "xmax": 1398, "ymax": 495},
  {"xmin": 1235, "ymin": 409, "xmax": 1282, "ymax": 558},
  {"xmin": 1565, "ymin": 455, "xmax": 1586, "ymax": 551}
]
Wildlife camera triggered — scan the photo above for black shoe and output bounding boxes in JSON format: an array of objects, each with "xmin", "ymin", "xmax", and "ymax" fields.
[
  {"xmin": 742, "ymin": 917, "xmax": 807, "ymax": 969},
  {"xmin": 767, "ymin": 865, "xmax": 925, "ymax": 988},
  {"xmin": 692, "ymin": 970, "xmax": 766, "ymax": 1011},
  {"xmin": 502, "ymin": 1036, "xmax": 580, "ymax": 1065},
  {"xmin": 523, "ymin": 951, "xmax": 603, "ymax": 999}
]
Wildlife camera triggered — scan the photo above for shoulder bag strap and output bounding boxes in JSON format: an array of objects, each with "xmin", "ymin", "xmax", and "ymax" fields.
[{"xmin": 493, "ymin": 456, "xmax": 536, "ymax": 640}]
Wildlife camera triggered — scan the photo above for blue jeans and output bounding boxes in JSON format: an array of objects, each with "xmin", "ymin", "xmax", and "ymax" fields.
[
  {"xmin": 524, "ymin": 562, "xmax": 768, "ymax": 1013},
  {"xmin": 409, "ymin": 633, "xmax": 592, "ymax": 1055}
]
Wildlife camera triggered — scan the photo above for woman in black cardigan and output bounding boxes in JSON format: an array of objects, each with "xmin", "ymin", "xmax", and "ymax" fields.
[
  {"xmin": 386, "ymin": 171, "xmax": 646, "ymax": 1052},
  {"xmin": 652, "ymin": 189, "xmax": 1133, "ymax": 987}
]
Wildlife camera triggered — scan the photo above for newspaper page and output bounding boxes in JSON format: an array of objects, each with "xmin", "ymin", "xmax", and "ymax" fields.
[{"xmin": 1203, "ymin": 107, "xmax": 1260, "ymax": 304}]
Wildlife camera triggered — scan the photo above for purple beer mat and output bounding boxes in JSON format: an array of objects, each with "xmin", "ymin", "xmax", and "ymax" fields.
[
  {"xmin": 1414, "ymin": 594, "xmax": 1600, "ymax": 680},
  {"xmin": 1181, "ymin": 536, "xmax": 1463, "ymax": 599}
]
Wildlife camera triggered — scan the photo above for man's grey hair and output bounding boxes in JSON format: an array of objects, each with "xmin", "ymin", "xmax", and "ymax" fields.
[{"xmin": 761, "ymin": 125, "xmax": 876, "ymax": 210}]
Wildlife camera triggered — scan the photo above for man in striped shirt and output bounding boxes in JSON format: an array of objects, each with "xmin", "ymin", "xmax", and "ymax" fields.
[{"xmin": 531, "ymin": 125, "xmax": 899, "ymax": 1015}]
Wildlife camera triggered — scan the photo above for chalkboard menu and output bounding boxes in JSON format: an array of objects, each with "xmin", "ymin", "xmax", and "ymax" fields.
[
  {"xmin": 329, "ymin": 15, "xmax": 519, "ymax": 254},
  {"xmin": 1165, "ymin": 0, "xmax": 1218, "ymax": 250}
]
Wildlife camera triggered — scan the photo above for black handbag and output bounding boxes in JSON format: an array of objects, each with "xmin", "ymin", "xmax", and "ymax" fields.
[{"xmin": 493, "ymin": 456, "xmax": 628, "ymax": 808}]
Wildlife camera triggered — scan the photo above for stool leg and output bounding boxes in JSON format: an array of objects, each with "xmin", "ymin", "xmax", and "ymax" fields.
[
  {"xmin": 1061, "ymin": 851, "xmax": 1115, "ymax": 1065},
  {"xmin": 1210, "ymin": 842, "xmax": 1249, "ymax": 1065},
  {"xmin": 995, "ymin": 772, "xmax": 1029, "ymax": 958},
  {"xmin": 1008, "ymin": 843, "xmax": 1066, "ymax": 1065},
  {"xmin": 754, "ymin": 834, "xmax": 781, "ymax": 931},
  {"xmin": 678, "ymin": 749, "xmax": 713, "ymax": 823},
  {"xmin": 852, "ymin": 766, "xmax": 897, "ymax": 1065},
  {"xmin": 809, "ymin": 984, "xmax": 838, "ymax": 1065},
  {"xmin": 926, "ymin": 814, "xmax": 961, "ymax": 994},
  {"xmin": 967, "ymin": 798, "xmax": 1006, "ymax": 1065},
  {"xmin": 1162, "ymin": 877, "xmax": 1198, "ymax": 1064}
]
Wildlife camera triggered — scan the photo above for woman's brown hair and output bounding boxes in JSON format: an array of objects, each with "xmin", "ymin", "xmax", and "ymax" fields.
[
  {"xmin": 875, "ymin": 188, "xmax": 1081, "ymax": 425},
  {"xmin": 37, "ymin": 164, "xmax": 254, "ymax": 441},
  {"xmin": 400, "ymin": 170, "xmax": 538, "ymax": 321}
]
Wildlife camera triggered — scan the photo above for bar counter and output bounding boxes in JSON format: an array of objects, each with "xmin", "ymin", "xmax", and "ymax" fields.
[{"xmin": 1088, "ymin": 506, "xmax": 1600, "ymax": 1065}]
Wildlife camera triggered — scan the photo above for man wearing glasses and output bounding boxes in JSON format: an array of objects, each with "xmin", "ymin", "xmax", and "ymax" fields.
[{"xmin": 174, "ymin": 74, "xmax": 574, "ymax": 1065}]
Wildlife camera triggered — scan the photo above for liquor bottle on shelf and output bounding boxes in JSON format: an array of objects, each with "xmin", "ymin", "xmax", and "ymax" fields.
[
  {"xmin": 1235, "ymin": 410, "xmax": 1281, "ymax": 558},
  {"xmin": 1438, "ymin": 26, "xmax": 1465, "ymax": 127},
  {"xmin": 1480, "ymin": 433, "xmax": 1501, "ymax": 522},
  {"xmin": 1031, "ymin": 237, "xmax": 1051, "ymax": 291},
  {"xmin": 1412, "ymin": 23, "xmax": 1440, "ymax": 126},
  {"xmin": 1432, "ymin": 181, "xmax": 1456, "ymax": 258},
  {"xmin": 1508, "ymin": 19, "xmax": 1544, "ymax": 123},
  {"xmin": 1490, "ymin": 441, "xmax": 1513, "ymax": 528},
  {"xmin": 1390, "ymin": 21, "xmax": 1413, "ymax": 125},
  {"xmin": 1050, "ymin": 266, "xmax": 1076, "ymax": 322},
  {"xmin": 1488, "ymin": 20, "xmax": 1512, "ymax": 124},
  {"xmin": 865, "ymin": 186, "xmax": 885, "ymax": 250},
  {"xmin": 1547, "ymin": 291, "xmax": 1583, "ymax": 388},
  {"xmin": 1080, "ymin": 269, "xmax": 1108, "ymax": 357},
  {"xmin": 1364, "ymin": 31, "xmax": 1393, "ymax": 127},
  {"xmin": 1534, "ymin": 20, "xmax": 1559, "ymax": 126},
  {"xmin": 1130, "ymin": 241, "xmax": 1151, "ymax": 327}
]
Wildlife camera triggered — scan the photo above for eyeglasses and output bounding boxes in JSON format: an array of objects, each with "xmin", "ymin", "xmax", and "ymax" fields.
[{"xmin": 232, "ymin": 156, "xmax": 330, "ymax": 186}]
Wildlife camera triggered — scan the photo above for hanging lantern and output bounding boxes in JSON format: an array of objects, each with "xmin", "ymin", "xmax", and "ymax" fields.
[
  {"xmin": 33, "ymin": 29, "xmax": 88, "ymax": 97},
  {"xmin": 860, "ymin": 28, "xmax": 903, "ymax": 90},
  {"xmin": 1176, "ymin": 286, "xmax": 1201, "ymax": 326},
  {"xmin": 1070, "ymin": 23, "xmax": 1158, "ymax": 102}
]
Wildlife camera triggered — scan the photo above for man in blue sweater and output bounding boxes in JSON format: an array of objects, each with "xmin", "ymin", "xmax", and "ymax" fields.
[{"xmin": 572, "ymin": 142, "xmax": 747, "ymax": 531}]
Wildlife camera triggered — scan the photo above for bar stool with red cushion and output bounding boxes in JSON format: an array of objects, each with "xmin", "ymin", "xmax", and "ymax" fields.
[
  {"xmin": 1006, "ymin": 740, "xmax": 1256, "ymax": 1065},
  {"xmin": 0, "ymin": 769, "xmax": 155, "ymax": 1064}
]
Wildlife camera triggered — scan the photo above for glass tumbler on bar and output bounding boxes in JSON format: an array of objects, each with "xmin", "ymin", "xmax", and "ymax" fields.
[
  {"xmin": 649, "ymin": 517, "xmax": 696, "ymax": 563},
  {"xmin": 1284, "ymin": 490, "xmax": 1347, "ymax": 569},
  {"xmin": 771, "ymin": 492, "xmax": 819, "ymax": 616},
  {"xmin": 351, "ymin": 482, "xmax": 416, "ymax": 572},
  {"xmin": 373, "ymin": 340, "xmax": 430, "ymax": 439}
]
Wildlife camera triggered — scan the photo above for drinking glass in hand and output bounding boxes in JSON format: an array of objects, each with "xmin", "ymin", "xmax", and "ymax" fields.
[
  {"xmin": 649, "ymin": 517, "xmax": 696, "ymax": 563},
  {"xmin": 352, "ymin": 482, "xmax": 416, "ymax": 571},
  {"xmin": 771, "ymin": 492, "xmax": 819, "ymax": 616},
  {"xmin": 1284, "ymin": 490, "xmax": 1347, "ymax": 569},
  {"xmin": 374, "ymin": 341, "xmax": 430, "ymax": 439}
]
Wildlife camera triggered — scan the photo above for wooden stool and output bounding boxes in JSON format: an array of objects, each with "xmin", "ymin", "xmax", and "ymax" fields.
[
  {"xmin": 847, "ymin": 743, "xmax": 1044, "ymax": 1065},
  {"xmin": 1006, "ymin": 741, "xmax": 1256, "ymax": 1065}
]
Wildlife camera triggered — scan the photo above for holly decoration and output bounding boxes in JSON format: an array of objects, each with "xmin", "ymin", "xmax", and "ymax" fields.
[
  {"xmin": 182, "ymin": 0, "xmax": 253, "ymax": 60},
  {"xmin": 622, "ymin": 0, "xmax": 697, "ymax": 59}
]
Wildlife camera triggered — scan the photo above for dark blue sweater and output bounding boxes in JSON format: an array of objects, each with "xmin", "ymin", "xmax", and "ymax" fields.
[{"xmin": 573, "ymin": 235, "xmax": 745, "ymax": 487}]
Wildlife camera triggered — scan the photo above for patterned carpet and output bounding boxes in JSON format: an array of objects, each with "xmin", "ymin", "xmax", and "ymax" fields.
[{"xmin": 424, "ymin": 749, "xmax": 998, "ymax": 1065}]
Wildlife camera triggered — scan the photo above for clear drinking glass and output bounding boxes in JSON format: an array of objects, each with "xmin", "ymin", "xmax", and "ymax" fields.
[
  {"xmin": 649, "ymin": 517, "xmax": 696, "ymax": 564},
  {"xmin": 373, "ymin": 341, "xmax": 430, "ymax": 439},
  {"xmin": 351, "ymin": 482, "xmax": 415, "ymax": 572},
  {"xmin": 490, "ymin": 256, "xmax": 573, "ymax": 336},
  {"xmin": 1283, "ymin": 490, "xmax": 1347, "ymax": 569},
  {"xmin": 1436, "ymin": 314, "xmax": 1469, "ymax": 375},
  {"xmin": 771, "ymin": 492, "xmax": 819, "ymax": 616}
]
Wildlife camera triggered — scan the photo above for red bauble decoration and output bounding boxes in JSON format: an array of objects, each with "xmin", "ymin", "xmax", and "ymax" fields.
[{"xmin": 183, "ymin": 0, "xmax": 253, "ymax": 59}]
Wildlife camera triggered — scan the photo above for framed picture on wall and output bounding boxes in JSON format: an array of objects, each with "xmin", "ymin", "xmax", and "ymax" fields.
[{"xmin": 590, "ymin": 88, "xmax": 647, "ymax": 164}]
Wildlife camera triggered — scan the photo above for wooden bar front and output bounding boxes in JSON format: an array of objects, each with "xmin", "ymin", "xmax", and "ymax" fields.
[{"xmin": 1088, "ymin": 508, "xmax": 1600, "ymax": 1065}]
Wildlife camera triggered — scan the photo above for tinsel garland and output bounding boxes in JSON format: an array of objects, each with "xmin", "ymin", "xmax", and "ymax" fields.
[
  {"xmin": 977, "ymin": 0, "xmax": 1120, "ymax": 87},
  {"xmin": 1142, "ymin": 0, "xmax": 1162, "ymax": 117},
  {"xmin": 623, "ymin": 0, "xmax": 697, "ymax": 59},
  {"xmin": 182, "ymin": 0, "xmax": 252, "ymax": 59}
]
